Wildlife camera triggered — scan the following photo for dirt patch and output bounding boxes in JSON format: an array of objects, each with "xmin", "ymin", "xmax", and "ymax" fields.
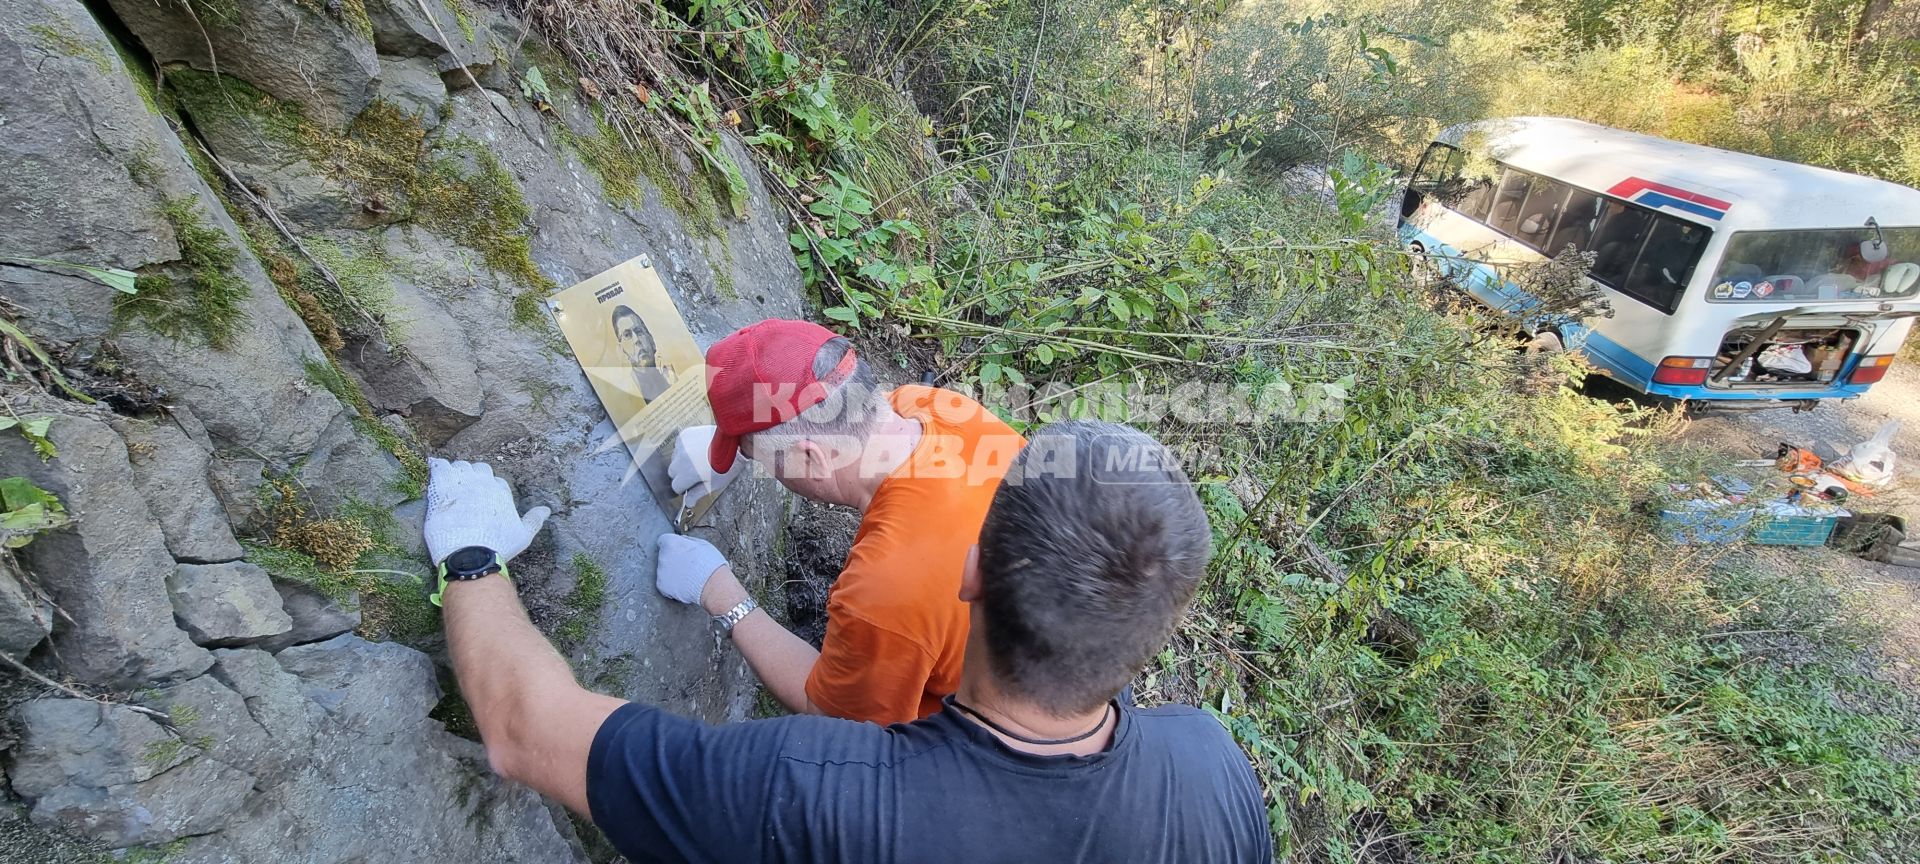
[{"xmin": 780, "ymin": 497, "xmax": 860, "ymax": 646}]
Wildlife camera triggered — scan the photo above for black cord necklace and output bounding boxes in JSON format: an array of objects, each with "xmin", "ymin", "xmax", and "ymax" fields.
[{"xmin": 949, "ymin": 698, "xmax": 1113, "ymax": 747}]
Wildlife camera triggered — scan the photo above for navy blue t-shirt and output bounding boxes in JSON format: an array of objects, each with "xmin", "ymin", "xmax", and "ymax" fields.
[{"xmin": 587, "ymin": 697, "xmax": 1273, "ymax": 863}]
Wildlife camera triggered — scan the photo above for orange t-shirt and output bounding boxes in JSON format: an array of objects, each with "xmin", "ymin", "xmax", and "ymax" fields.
[{"xmin": 803, "ymin": 385, "xmax": 1026, "ymax": 725}]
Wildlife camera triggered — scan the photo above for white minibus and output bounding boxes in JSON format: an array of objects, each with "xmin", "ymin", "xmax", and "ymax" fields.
[{"xmin": 1399, "ymin": 116, "xmax": 1920, "ymax": 409}]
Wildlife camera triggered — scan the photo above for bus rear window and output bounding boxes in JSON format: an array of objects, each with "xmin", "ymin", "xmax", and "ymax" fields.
[{"xmin": 1711, "ymin": 227, "xmax": 1920, "ymax": 301}]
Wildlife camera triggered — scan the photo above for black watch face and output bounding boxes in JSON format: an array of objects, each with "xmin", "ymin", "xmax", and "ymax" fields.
[{"xmin": 446, "ymin": 546, "xmax": 497, "ymax": 577}]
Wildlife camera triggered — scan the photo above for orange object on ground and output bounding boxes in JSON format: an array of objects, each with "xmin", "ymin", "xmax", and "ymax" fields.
[
  {"xmin": 804, "ymin": 385, "xmax": 1027, "ymax": 725},
  {"xmin": 1777, "ymin": 445, "xmax": 1823, "ymax": 474}
]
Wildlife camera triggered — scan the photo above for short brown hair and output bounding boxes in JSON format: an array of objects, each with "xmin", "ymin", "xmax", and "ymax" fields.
[{"xmin": 975, "ymin": 421, "xmax": 1212, "ymax": 717}]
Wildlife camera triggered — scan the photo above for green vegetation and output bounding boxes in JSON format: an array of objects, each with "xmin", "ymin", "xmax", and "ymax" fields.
[
  {"xmin": 449, "ymin": 0, "xmax": 478, "ymax": 42},
  {"xmin": 292, "ymin": 0, "xmax": 374, "ymax": 40},
  {"xmin": 246, "ymin": 480, "xmax": 437, "ymax": 644},
  {"xmin": 140, "ymin": 702, "xmax": 211, "ymax": 771},
  {"xmin": 303, "ymin": 358, "xmax": 429, "ymax": 498},
  {"xmin": 27, "ymin": 21, "xmax": 113, "ymax": 74},
  {"xmin": 166, "ymin": 72, "xmax": 555, "ymax": 331},
  {"xmin": 140, "ymin": 737, "xmax": 188, "ymax": 771},
  {"xmin": 305, "ymin": 235, "xmax": 404, "ymax": 341},
  {"xmin": 554, "ymin": 553, "xmax": 611, "ymax": 647},
  {"xmin": 551, "ymin": 0, "xmax": 1920, "ymax": 858},
  {"xmin": 412, "ymin": 136, "xmax": 557, "ymax": 327},
  {"xmin": 0, "ymin": 475, "xmax": 69, "ymax": 549},
  {"xmin": 1190, "ymin": 0, "xmax": 1920, "ymax": 188},
  {"xmin": 117, "ymin": 196, "xmax": 251, "ymax": 350},
  {"xmin": 558, "ymin": 110, "xmax": 723, "ymax": 234},
  {"xmin": 119, "ymin": 839, "xmax": 189, "ymax": 864}
]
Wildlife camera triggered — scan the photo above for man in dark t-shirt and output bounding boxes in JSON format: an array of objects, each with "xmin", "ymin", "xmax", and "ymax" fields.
[{"xmin": 427, "ymin": 421, "xmax": 1273, "ymax": 863}]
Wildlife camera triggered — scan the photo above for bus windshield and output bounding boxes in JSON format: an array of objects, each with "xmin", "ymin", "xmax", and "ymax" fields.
[{"xmin": 1710, "ymin": 226, "xmax": 1920, "ymax": 302}]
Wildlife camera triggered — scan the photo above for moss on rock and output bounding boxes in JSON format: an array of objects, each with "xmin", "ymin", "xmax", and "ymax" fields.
[
  {"xmin": 303, "ymin": 357, "xmax": 430, "ymax": 499},
  {"xmin": 554, "ymin": 552, "xmax": 610, "ymax": 646},
  {"xmin": 413, "ymin": 136, "xmax": 556, "ymax": 324},
  {"xmin": 558, "ymin": 112, "xmax": 721, "ymax": 236},
  {"xmin": 117, "ymin": 196, "xmax": 252, "ymax": 349},
  {"xmin": 27, "ymin": 21, "xmax": 113, "ymax": 74},
  {"xmin": 290, "ymin": 0, "xmax": 375, "ymax": 40},
  {"xmin": 305, "ymin": 235, "xmax": 403, "ymax": 340},
  {"xmin": 167, "ymin": 72, "xmax": 553, "ymax": 330}
]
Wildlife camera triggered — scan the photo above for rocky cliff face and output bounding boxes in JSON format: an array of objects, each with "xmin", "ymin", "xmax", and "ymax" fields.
[{"xmin": 0, "ymin": 0, "xmax": 804, "ymax": 858}]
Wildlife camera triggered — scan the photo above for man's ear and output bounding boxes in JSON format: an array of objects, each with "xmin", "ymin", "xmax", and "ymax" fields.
[
  {"xmin": 958, "ymin": 545, "xmax": 981, "ymax": 602},
  {"xmin": 795, "ymin": 439, "xmax": 832, "ymax": 480}
]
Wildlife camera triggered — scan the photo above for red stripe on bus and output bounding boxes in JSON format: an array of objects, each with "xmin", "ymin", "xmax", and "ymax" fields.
[{"xmin": 1606, "ymin": 177, "xmax": 1732, "ymax": 212}]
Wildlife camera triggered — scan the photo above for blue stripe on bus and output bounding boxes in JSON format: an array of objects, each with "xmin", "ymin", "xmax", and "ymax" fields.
[{"xmin": 1628, "ymin": 191, "xmax": 1727, "ymax": 222}]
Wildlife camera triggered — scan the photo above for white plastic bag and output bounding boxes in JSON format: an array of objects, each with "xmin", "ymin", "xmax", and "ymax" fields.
[
  {"xmin": 1836, "ymin": 420, "xmax": 1900, "ymax": 487},
  {"xmin": 1757, "ymin": 343, "xmax": 1813, "ymax": 375}
]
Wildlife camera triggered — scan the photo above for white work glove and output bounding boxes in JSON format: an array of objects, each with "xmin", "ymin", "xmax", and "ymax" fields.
[
  {"xmin": 668, "ymin": 425, "xmax": 743, "ymax": 502},
  {"xmin": 424, "ymin": 458, "xmax": 551, "ymax": 565},
  {"xmin": 655, "ymin": 534, "xmax": 728, "ymax": 606}
]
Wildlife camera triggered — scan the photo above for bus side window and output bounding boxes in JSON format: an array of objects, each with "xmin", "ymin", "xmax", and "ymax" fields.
[
  {"xmin": 1487, "ymin": 169, "xmax": 1536, "ymax": 236},
  {"xmin": 1411, "ymin": 144, "xmax": 1460, "ymax": 193},
  {"xmin": 1621, "ymin": 215, "xmax": 1710, "ymax": 314},
  {"xmin": 1516, "ymin": 180, "xmax": 1571, "ymax": 251},
  {"xmin": 1406, "ymin": 144, "xmax": 1462, "ymax": 218},
  {"xmin": 1589, "ymin": 202, "xmax": 1655, "ymax": 289},
  {"xmin": 1446, "ymin": 152, "xmax": 1501, "ymax": 221},
  {"xmin": 1547, "ymin": 190, "xmax": 1604, "ymax": 256}
]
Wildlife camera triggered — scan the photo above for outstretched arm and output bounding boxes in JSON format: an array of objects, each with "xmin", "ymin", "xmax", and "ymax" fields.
[
  {"xmin": 700, "ymin": 565, "xmax": 824, "ymax": 715},
  {"xmin": 444, "ymin": 574, "xmax": 624, "ymax": 814},
  {"xmin": 656, "ymin": 534, "xmax": 824, "ymax": 715},
  {"xmin": 425, "ymin": 458, "xmax": 623, "ymax": 814}
]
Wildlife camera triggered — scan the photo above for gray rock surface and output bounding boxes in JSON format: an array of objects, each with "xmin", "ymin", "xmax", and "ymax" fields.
[
  {"xmin": 105, "ymin": 0, "xmax": 379, "ymax": 129},
  {"xmin": 364, "ymin": 0, "xmax": 495, "ymax": 73},
  {"xmin": 166, "ymin": 562, "xmax": 294, "ymax": 646},
  {"xmin": 5, "ymin": 697, "xmax": 253, "ymax": 847},
  {"xmin": 276, "ymin": 634, "xmax": 440, "ymax": 735},
  {"xmin": 0, "ymin": 2, "xmax": 177, "ymax": 337},
  {"xmin": 344, "ymin": 278, "xmax": 486, "ymax": 446},
  {"xmin": 169, "ymin": 635, "xmax": 583, "ymax": 863},
  {"xmin": 0, "ymin": 565, "xmax": 52, "ymax": 657},
  {"xmin": 291, "ymin": 411, "xmax": 410, "ymax": 514},
  {"xmin": 140, "ymin": 671, "xmax": 307, "ymax": 782},
  {"xmin": 117, "ymin": 419, "xmax": 246, "ymax": 563},
  {"xmin": 0, "ymin": 0, "xmax": 396, "ymax": 487},
  {"xmin": 255, "ymin": 578, "xmax": 361, "ymax": 653},
  {"xmin": 376, "ymin": 56, "xmax": 451, "ymax": 129},
  {"xmin": 0, "ymin": 412, "xmax": 212, "ymax": 687},
  {"xmin": 0, "ymin": 0, "xmax": 812, "ymax": 857},
  {"xmin": 209, "ymin": 648, "xmax": 326, "ymax": 748},
  {"xmin": 6, "ymin": 699, "xmax": 188, "ymax": 795}
]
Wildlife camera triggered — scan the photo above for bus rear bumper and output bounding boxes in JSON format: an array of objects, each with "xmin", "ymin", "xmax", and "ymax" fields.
[{"xmin": 1640, "ymin": 380, "xmax": 1868, "ymax": 407}]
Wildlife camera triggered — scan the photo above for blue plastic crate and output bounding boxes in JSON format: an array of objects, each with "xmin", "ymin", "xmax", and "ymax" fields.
[{"xmin": 1660, "ymin": 506, "xmax": 1840, "ymax": 547}]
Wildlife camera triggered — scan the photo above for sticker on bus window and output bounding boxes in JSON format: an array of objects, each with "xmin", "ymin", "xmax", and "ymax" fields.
[
  {"xmin": 1754, "ymin": 281, "xmax": 1774, "ymax": 298},
  {"xmin": 1733, "ymin": 281, "xmax": 1753, "ymax": 299},
  {"xmin": 1713, "ymin": 281, "xmax": 1734, "ymax": 299}
]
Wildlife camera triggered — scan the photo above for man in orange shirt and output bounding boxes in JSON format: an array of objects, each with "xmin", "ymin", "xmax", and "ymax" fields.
[{"xmin": 654, "ymin": 320, "xmax": 1024, "ymax": 724}]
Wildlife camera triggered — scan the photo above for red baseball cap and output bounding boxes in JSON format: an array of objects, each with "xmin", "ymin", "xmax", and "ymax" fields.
[{"xmin": 704, "ymin": 319, "xmax": 857, "ymax": 474}]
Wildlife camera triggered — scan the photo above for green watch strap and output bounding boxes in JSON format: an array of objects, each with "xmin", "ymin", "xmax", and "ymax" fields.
[{"xmin": 430, "ymin": 560, "xmax": 510, "ymax": 608}]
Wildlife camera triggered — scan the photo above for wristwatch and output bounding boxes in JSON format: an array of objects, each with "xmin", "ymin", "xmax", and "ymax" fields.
[
  {"xmin": 430, "ymin": 545, "xmax": 509, "ymax": 608},
  {"xmin": 713, "ymin": 597, "xmax": 758, "ymax": 633}
]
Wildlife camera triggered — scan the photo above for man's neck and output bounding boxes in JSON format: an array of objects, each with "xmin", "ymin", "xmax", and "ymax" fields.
[
  {"xmin": 950, "ymin": 683, "xmax": 1115, "ymax": 758},
  {"xmin": 846, "ymin": 414, "xmax": 922, "ymax": 510}
]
